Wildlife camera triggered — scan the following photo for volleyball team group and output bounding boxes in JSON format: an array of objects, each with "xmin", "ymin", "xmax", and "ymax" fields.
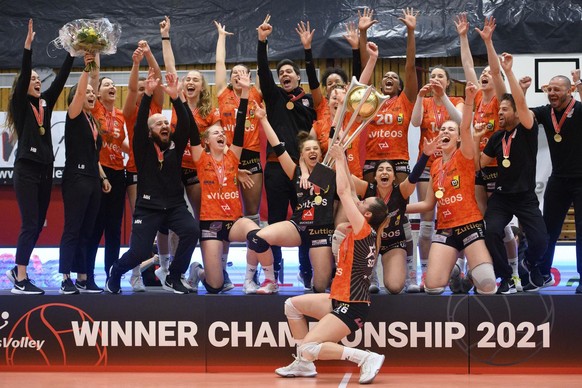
[{"xmin": 5, "ymin": 7, "xmax": 582, "ymax": 383}]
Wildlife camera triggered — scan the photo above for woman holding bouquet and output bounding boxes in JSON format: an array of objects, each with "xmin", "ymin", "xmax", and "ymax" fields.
[
  {"xmin": 5, "ymin": 20, "xmax": 75, "ymax": 295},
  {"xmin": 59, "ymin": 53, "xmax": 112, "ymax": 294}
]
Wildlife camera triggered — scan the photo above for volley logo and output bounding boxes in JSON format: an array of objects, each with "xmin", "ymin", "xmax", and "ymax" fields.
[{"xmin": 0, "ymin": 310, "xmax": 45, "ymax": 353}]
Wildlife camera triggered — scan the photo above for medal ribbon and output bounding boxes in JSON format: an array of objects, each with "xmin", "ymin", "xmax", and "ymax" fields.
[
  {"xmin": 432, "ymin": 99, "xmax": 445, "ymax": 130},
  {"xmin": 288, "ymin": 89, "xmax": 306, "ymax": 104},
  {"xmin": 501, "ymin": 129, "xmax": 517, "ymax": 160},
  {"xmin": 551, "ymin": 97, "xmax": 576, "ymax": 135},
  {"xmin": 30, "ymin": 100, "xmax": 45, "ymax": 128},
  {"xmin": 209, "ymin": 156, "xmax": 226, "ymax": 188},
  {"xmin": 84, "ymin": 112, "xmax": 98, "ymax": 143},
  {"xmin": 153, "ymin": 142, "xmax": 165, "ymax": 170},
  {"xmin": 104, "ymin": 108, "xmax": 116, "ymax": 134},
  {"xmin": 437, "ymin": 149, "xmax": 457, "ymax": 191}
]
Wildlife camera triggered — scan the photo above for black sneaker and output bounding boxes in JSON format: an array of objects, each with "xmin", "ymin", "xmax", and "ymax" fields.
[
  {"xmin": 76, "ymin": 276, "xmax": 104, "ymax": 294},
  {"xmin": 163, "ymin": 278, "xmax": 190, "ymax": 294},
  {"xmin": 542, "ymin": 274, "xmax": 555, "ymax": 288},
  {"xmin": 524, "ymin": 266, "xmax": 544, "ymax": 292},
  {"xmin": 11, "ymin": 278, "xmax": 45, "ymax": 295},
  {"xmin": 106, "ymin": 267, "xmax": 123, "ymax": 294},
  {"xmin": 496, "ymin": 278, "xmax": 516, "ymax": 295},
  {"xmin": 60, "ymin": 278, "xmax": 80, "ymax": 295},
  {"xmin": 222, "ymin": 270, "xmax": 234, "ymax": 292},
  {"xmin": 5, "ymin": 265, "xmax": 17, "ymax": 284}
]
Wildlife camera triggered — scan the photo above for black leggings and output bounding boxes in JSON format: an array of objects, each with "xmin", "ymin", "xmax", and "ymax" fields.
[{"xmin": 13, "ymin": 159, "xmax": 53, "ymax": 266}]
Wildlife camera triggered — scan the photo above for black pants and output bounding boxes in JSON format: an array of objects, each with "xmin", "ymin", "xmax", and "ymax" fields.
[
  {"xmin": 59, "ymin": 173, "xmax": 101, "ymax": 274},
  {"xmin": 541, "ymin": 175, "xmax": 582, "ymax": 276},
  {"xmin": 114, "ymin": 204, "xmax": 199, "ymax": 280},
  {"xmin": 484, "ymin": 191, "xmax": 548, "ymax": 279},
  {"xmin": 13, "ymin": 159, "xmax": 53, "ymax": 266},
  {"xmin": 264, "ymin": 162, "xmax": 311, "ymax": 279},
  {"xmin": 86, "ymin": 167, "xmax": 126, "ymax": 277}
]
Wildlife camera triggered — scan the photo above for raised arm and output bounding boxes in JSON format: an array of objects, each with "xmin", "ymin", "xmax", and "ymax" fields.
[
  {"xmin": 500, "ymin": 53, "xmax": 534, "ymax": 129},
  {"xmin": 459, "ymin": 81, "xmax": 477, "ymax": 159},
  {"xmin": 455, "ymin": 13, "xmax": 479, "ymax": 86},
  {"xmin": 141, "ymin": 40, "xmax": 164, "ymax": 108},
  {"xmin": 400, "ymin": 136, "xmax": 438, "ymax": 198},
  {"xmin": 357, "ymin": 7, "xmax": 378, "ymax": 68},
  {"xmin": 88, "ymin": 53, "xmax": 100, "ymax": 94},
  {"xmin": 358, "ymin": 42, "xmax": 378, "ymax": 85},
  {"xmin": 411, "ymin": 83, "xmax": 431, "ymax": 126},
  {"xmin": 214, "ymin": 21, "xmax": 233, "ymax": 96},
  {"xmin": 229, "ymin": 72, "xmax": 250, "ymax": 159},
  {"xmin": 256, "ymin": 15, "xmax": 276, "ymax": 99},
  {"xmin": 296, "ymin": 21, "xmax": 323, "ymax": 108},
  {"xmin": 431, "ymin": 80, "xmax": 463, "ymax": 124},
  {"xmin": 478, "ymin": 17, "xmax": 506, "ymax": 100},
  {"xmin": 400, "ymin": 7, "xmax": 419, "ymax": 102},
  {"xmin": 122, "ymin": 46, "xmax": 144, "ymax": 119},
  {"xmin": 343, "ymin": 22, "xmax": 361, "ymax": 79},
  {"xmin": 160, "ymin": 16, "xmax": 176, "ymax": 75},
  {"xmin": 254, "ymin": 101, "xmax": 296, "ymax": 179},
  {"xmin": 68, "ymin": 54, "xmax": 94, "ymax": 119},
  {"xmin": 329, "ymin": 144, "xmax": 365, "ymax": 234}
]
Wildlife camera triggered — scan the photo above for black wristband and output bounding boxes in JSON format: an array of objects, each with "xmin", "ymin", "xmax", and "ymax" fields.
[
  {"xmin": 162, "ymin": 37, "xmax": 170, "ymax": 41},
  {"xmin": 101, "ymin": 177, "xmax": 108, "ymax": 182},
  {"xmin": 273, "ymin": 143, "xmax": 286, "ymax": 157}
]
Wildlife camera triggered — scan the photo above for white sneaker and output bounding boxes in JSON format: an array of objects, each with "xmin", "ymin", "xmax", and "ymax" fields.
[
  {"xmin": 257, "ymin": 279, "xmax": 279, "ymax": 294},
  {"xmin": 130, "ymin": 274, "xmax": 146, "ymax": 292},
  {"xmin": 187, "ymin": 262, "xmax": 203, "ymax": 290},
  {"xmin": 359, "ymin": 351, "xmax": 385, "ymax": 384},
  {"xmin": 512, "ymin": 275, "xmax": 523, "ymax": 292},
  {"xmin": 154, "ymin": 267, "xmax": 169, "ymax": 285},
  {"xmin": 242, "ymin": 279, "xmax": 260, "ymax": 294},
  {"xmin": 275, "ymin": 355, "xmax": 317, "ymax": 377},
  {"xmin": 181, "ymin": 274, "xmax": 195, "ymax": 292}
]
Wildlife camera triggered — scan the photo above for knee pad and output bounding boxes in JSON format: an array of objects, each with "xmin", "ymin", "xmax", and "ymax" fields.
[
  {"xmin": 403, "ymin": 220, "xmax": 412, "ymax": 241},
  {"xmin": 246, "ymin": 230, "xmax": 270, "ymax": 253},
  {"xmin": 419, "ymin": 221, "xmax": 434, "ymax": 240},
  {"xmin": 331, "ymin": 229, "xmax": 346, "ymax": 258},
  {"xmin": 425, "ymin": 286, "xmax": 445, "ymax": 295},
  {"xmin": 503, "ymin": 225, "xmax": 515, "ymax": 243},
  {"xmin": 469, "ymin": 262, "xmax": 497, "ymax": 294},
  {"xmin": 298, "ymin": 342, "xmax": 322, "ymax": 362},
  {"xmin": 202, "ymin": 280, "xmax": 223, "ymax": 294},
  {"xmin": 245, "ymin": 213, "xmax": 261, "ymax": 227},
  {"xmin": 284, "ymin": 298, "xmax": 304, "ymax": 320}
]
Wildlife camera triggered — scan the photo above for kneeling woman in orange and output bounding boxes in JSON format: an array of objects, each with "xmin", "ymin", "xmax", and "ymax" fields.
[
  {"xmin": 188, "ymin": 73, "xmax": 260, "ymax": 294},
  {"xmin": 406, "ymin": 82, "xmax": 497, "ymax": 295},
  {"xmin": 275, "ymin": 144, "xmax": 387, "ymax": 384}
]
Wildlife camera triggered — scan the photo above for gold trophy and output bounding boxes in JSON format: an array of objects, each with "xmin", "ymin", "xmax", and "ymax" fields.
[{"xmin": 308, "ymin": 77, "xmax": 390, "ymax": 187}]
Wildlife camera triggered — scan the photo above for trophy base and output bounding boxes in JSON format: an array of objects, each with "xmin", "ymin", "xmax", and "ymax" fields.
[{"xmin": 308, "ymin": 163, "xmax": 336, "ymax": 188}]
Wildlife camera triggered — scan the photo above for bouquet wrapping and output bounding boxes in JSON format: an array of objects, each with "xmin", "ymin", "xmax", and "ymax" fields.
[{"xmin": 51, "ymin": 18, "xmax": 121, "ymax": 71}]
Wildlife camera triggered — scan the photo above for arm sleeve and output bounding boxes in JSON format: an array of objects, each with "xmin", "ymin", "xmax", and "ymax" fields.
[
  {"xmin": 408, "ymin": 153, "xmax": 429, "ymax": 184},
  {"xmin": 185, "ymin": 101, "xmax": 201, "ymax": 147},
  {"xmin": 304, "ymin": 49, "xmax": 320, "ymax": 90},
  {"xmin": 133, "ymin": 94, "xmax": 153, "ymax": 156},
  {"xmin": 257, "ymin": 40, "xmax": 277, "ymax": 102},
  {"xmin": 352, "ymin": 49, "xmax": 362, "ymax": 80},
  {"xmin": 232, "ymin": 98, "xmax": 248, "ymax": 147},
  {"xmin": 172, "ymin": 97, "xmax": 190, "ymax": 151}
]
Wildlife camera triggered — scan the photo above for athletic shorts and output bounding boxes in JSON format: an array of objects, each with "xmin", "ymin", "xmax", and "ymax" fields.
[
  {"xmin": 200, "ymin": 220, "xmax": 235, "ymax": 242},
  {"xmin": 330, "ymin": 299, "xmax": 370, "ymax": 333},
  {"xmin": 181, "ymin": 167, "xmax": 200, "ymax": 187},
  {"xmin": 290, "ymin": 221, "xmax": 333, "ymax": 248},
  {"xmin": 475, "ymin": 166, "xmax": 498, "ymax": 193},
  {"xmin": 238, "ymin": 149, "xmax": 263, "ymax": 175},
  {"xmin": 363, "ymin": 159, "xmax": 410, "ymax": 177},
  {"xmin": 125, "ymin": 171, "xmax": 138, "ymax": 187},
  {"xmin": 432, "ymin": 220, "xmax": 486, "ymax": 251},
  {"xmin": 379, "ymin": 239, "xmax": 407, "ymax": 255}
]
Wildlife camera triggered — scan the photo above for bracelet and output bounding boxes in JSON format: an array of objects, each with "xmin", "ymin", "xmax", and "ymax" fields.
[
  {"xmin": 101, "ymin": 177, "xmax": 108, "ymax": 182},
  {"xmin": 161, "ymin": 37, "xmax": 170, "ymax": 41}
]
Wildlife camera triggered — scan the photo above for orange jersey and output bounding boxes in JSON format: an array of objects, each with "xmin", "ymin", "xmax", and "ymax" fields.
[
  {"xmin": 171, "ymin": 105, "xmax": 221, "ymax": 169},
  {"xmin": 419, "ymin": 96, "xmax": 464, "ymax": 167},
  {"xmin": 430, "ymin": 150, "xmax": 482, "ymax": 229},
  {"xmin": 195, "ymin": 150, "xmax": 242, "ymax": 221},
  {"xmin": 474, "ymin": 90, "xmax": 500, "ymax": 167},
  {"xmin": 312, "ymin": 115, "xmax": 332, "ymax": 155},
  {"xmin": 217, "ymin": 86, "xmax": 262, "ymax": 152},
  {"xmin": 92, "ymin": 100, "xmax": 126, "ymax": 170},
  {"xmin": 330, "ymin": 221, "xmax": 377, "ymax": 303},
  {"xmin": 365, "ymin": 93, "xmax": 414, "ymax": 161},
  {"xmin": 124, "ymin": 101, "xmax": 162, "ymax": 173}
]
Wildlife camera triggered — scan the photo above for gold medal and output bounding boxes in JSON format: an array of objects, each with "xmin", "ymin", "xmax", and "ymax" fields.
[
  {"xmin": 435, "ymin": 189, "xmax": 444, "ymax": 199},
  {"xmin": 502, "ymin": 158, "xmax": 511, "ymax": 168},
  {"xmin": 314, "ymin": 195, "xmax": 322, "ymax": 205},
  {"xmin": 245, "ymin": 119, "xmax": 251, "ymax": 128},
  {"xmin": 554, "ymin": 133, "xmax": 562, "ymax": 143},
  {"xmin": 286, "ymin": 101, "xmax": 294, "ymax": 110},
  {"xmin": 39, "ymin": 126, "xmax": 45, "ymax": 136}
]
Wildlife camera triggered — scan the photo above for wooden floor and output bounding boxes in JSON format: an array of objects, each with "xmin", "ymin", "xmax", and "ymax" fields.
[{"xmin": 1, "ymin": 372, "xmax": 581, "ymax": 387}]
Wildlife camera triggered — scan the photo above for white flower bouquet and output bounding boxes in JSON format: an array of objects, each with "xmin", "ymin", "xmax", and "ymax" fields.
[{"xmin": 52, "ymin": 18, "xmax": 121, "ymax": 71}]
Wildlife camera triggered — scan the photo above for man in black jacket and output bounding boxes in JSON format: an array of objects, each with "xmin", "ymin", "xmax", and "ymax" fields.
[{"xmin": 106, "ymin": 72, "xmax": 199, "ymax": 294}]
